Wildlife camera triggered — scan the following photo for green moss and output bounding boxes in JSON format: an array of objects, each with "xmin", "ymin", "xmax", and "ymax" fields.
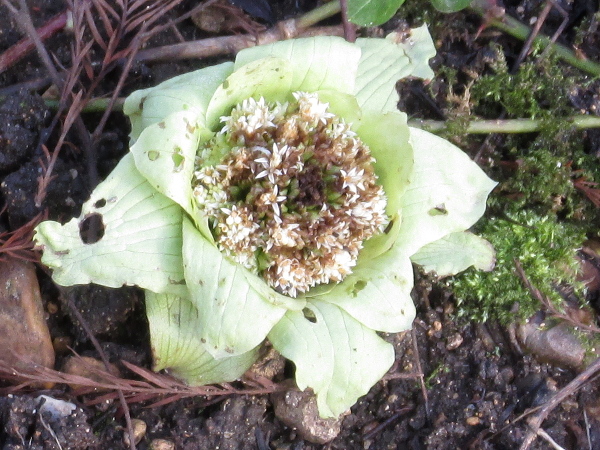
[
  {"xmin": 450, "ymin": 210, "xmax": 586, "ymax": 323},
  {"xmin": 419, "ymin": 29, "xmax": 600, "ymax": 323},
  {"xmin": 471, "ymin": 45, "xmax": 574, "ymax": 122},
  {"xmin": 394, "ymin": 1, "xmax": 444, "ymax": 27}
]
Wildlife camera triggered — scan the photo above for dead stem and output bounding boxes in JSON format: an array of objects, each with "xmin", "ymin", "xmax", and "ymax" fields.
[
  {"xmin": 62, "ymin": 290, "xmax": 136, "ymax": 450},
  {"xmin": 0, "ymin": 211, "xmax": 45, "ymax": 262},
  {"xmin": 511, "ymin": 0, "xmax": 569, "ymax": 73},
  {"xmin": 0, "ymin": 10, "xmax": 68, "ymax": 75},
  {"xmin": 411, "ymin": 327, "xmax": 429, "ymax": 418},
  {"xmin": 518, "ymin": 356, "xmax": 600, "ymax": 450},
  {"xmin": 0, "ymin": 357, "xmax": 283, "ymax": 404},
  {"xmin": 362, "ymin": 406, "xmax": 413, "ymax": 440},
  {"xmin": 469, "ymin": 3, "xmax": 600, "ymax": 77},
  {"xmin": 0, "ymin": 0, "xmax": 63, "ymax": 85},
  {"xmin": 339, "ymin": 0, "xmax": 356, "ymax": 42},
  {"xmin": 135, "ymin": 24, "xmax": 343, "ymax": 63},
  {"xmin": 514, "ymin": 260, "xmax": 600, "ymax": 334}
]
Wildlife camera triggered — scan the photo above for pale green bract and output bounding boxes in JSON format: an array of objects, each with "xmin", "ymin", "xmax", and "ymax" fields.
[{"xmin": 34, "ymin": 27, "xmax": 496, "ymax": 418}]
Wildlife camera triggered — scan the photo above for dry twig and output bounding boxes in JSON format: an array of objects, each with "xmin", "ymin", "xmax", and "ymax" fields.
[
  {"xmin": 518, "ymin": 356, "xmax": 600, "ymax": 450},
  {"xmin": 514, "ymin": 260, "xmax": 600, "ymax": 334},
  {"xmin": 512, "ymin": 0, "xmax": 569, "ymax": 72},
  {"xmin": 62, "ymin": 289, "xmax": 137, "ymax": 450},
  {"xmin": 573, "ymin": 178, "xmax": 600, "ymax": 208},
  {"xmin": 135, "ymin": 24, "xmax": 343, "ymax": 63},
  {"xmin": 0, "ymin": 10, "xmax": 68, "ymax": 75},
  {"xmin": 0, "ymin": 211, "xmax": 45, "ymax": 262},
  {"xmin": 0, "ymin": 357, "xmax": 282, "ymax": 403}
]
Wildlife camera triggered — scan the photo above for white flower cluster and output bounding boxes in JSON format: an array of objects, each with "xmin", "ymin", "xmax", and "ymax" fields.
[{"xmin": 192, "ymin": 92, "xmax": 389, "ymax": 296}]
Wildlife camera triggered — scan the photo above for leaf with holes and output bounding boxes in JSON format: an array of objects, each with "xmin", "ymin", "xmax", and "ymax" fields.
[
  {"xmin": 269, "ymin": 301, "xmax": 395, "ymax": 418},
  {"xmin": 34, "ymin": 154, "xmax": 186, "ymax": 296},
  {"xmin": 35, "ymin": 30, "xmax": 497, "ymax": 419}
]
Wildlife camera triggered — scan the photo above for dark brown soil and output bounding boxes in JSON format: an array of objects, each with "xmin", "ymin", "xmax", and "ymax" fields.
[{"xmin": 1, "ymin": 1, "xmax": 600, "ymax": 449}]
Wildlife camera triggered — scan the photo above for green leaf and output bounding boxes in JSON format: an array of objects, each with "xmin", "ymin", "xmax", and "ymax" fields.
[
  {"xmin": 129, "ymin": 110, "xmax": 203, "ymax": 219},
  {"xmin": 205, "ymin": 57, "xmax": 294, "ymax": 130},
  {"xmin": 410, "ymin": 231, "xmax": 496, "ymax": 277},
  {"xmin": 269, "ymin": 301, "xmax": 395, "ymax": 418},
  {"xmin": 181, "ymin": 218, "xmax": 303, "ymax": 359},
  {"xmin": 386, "ymin": 25, "xmax": 437, "ymax": 80},
  {"xmin": 34, "ymin": 154, "xmax": 186, "ymax": 296},
  {"xmin": 355, "ymin": 110, "xmax": 412, "ymax": 216},
  {"xmin": 347, "ymin": 0, "xmax": 406, "ymax": 26},
  {"xmin": 146, "ymin": 291, "xmax": 259, "ymax": 384},
  {"xmin": 313, "ymin": 90, "xmax": 362, "ymax": 127},
  {"xmin": 234, "ymin": 36, "xmax": 360, "ymax": 96},
  {"xmin": 306, "ymin": 238, "xmax": 415, "ymax": 333},
  {"xmin": 430, "ymin": 0, "xmax": 473, "ymax": 13},
  {"xmin": 354, "ymin": 26, "xmax": 436, "ymax": 113},
  {"xmin": 124, "ymin": 62, "xmax": 233, "ymax": 143},
  {"xmin": 396, "ymin": 127, "xmax": 497, "ymax": 257}
]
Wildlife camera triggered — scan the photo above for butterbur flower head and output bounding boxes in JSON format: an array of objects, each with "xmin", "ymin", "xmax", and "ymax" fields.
[
  {"xmin": 34, "ymin": 28, "xmax": 497, "ymax": 418},
  {"xmin": 193, "ymin": 92, "xmax": 388, "ymax": 296}
]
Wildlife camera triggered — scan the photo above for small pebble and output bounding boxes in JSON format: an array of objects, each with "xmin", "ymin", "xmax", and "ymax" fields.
[
  {"xmin": 150, "ymin": 439, "xmax": 176, "ymax": 450},
  {"xmin": 272, "ymin": 390, "xmax": 343, "ymax": 444},
  {"xmin": 52, "ymin": 336, "xmax": 72, "ymax": 354},
  {"xmin": 46, "ymin": 301, "xmax": 59, "ymax": 314},
  {"xmin": 466, "ymin": 416, "xmax": 480, "ymax": 426},
  {"xmin": 62, "ymin": 356, "xmax": 121, "ymax": 391},
  {"xmin": 124, "ymin": 419, "xmax": 147, "ymax": 446},
  {"xmin": 446, "ymin": 333, "xmax": 464, "ymax": 351}
]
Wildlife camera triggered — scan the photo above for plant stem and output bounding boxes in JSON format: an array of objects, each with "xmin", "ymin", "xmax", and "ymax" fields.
[
  {"xmin": 296, "ymin": 1, "xmax": 341, "ymax": 29},
  {"xmin": 409, "ymin": 115, "xmax": 600, "ymax": 134},
  {"xmin": 469, "ymin": 5, "xmax": 600, "ymax": 77},
  {"xmin": 44, "ymin": 97, "xmax": 125, "ymax": 112},
  {"xmin": 45, "ymin": 97, "xmax": 600, "ymax": 135}
]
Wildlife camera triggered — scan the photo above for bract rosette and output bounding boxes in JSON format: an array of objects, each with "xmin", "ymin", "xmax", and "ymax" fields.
[{"xmin": 35, "ymin": 26, "xmax": 496, "ymax": 418}]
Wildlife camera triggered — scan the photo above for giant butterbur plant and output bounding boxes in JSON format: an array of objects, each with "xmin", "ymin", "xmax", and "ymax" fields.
[{"xmin": 35, "ymin": 27, "xmax": 496, "ymax": 417}]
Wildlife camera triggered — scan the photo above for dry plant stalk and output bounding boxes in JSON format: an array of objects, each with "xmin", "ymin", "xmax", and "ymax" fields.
[
  {"xmin": 574, "ymin": 177, "xmax": 600, "ymax": 208},
  {"xmin": 0, "ymin": 211, "xmax": 45, "ymax": 262},
  {"xmin": 1, "ymin": 0, "xmax": 186, "ymax": 210},
  {"xmin": 515, "ymin": 260, "xmax": 600, "ymax": 334},
  {"xmin": 0, "ymin": 357, "xmax": 282, "ymax": 407},
  {"xmin": 512, "ymin": 260, "xmax": 600, "ymax": 449}
]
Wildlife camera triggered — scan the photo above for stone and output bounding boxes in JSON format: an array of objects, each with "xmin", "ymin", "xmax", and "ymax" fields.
[
  {"xmin": 149, "ymin": 439, "xmax": 176, "ymax": 450},
  {"xmin": 62, "ymin": 356, "xmax": 121, "ymax": 391},
  {"xmin": 0, "ymin": 258, "xmax": 54, "ymax": 375},
  {"xmin": 124, "ymin": 418, "xmax": 147, "ymax": 446},
  {"xmin": 272, "ymin": 390, "xmax": 343, "ymax": 444},
  {"xmin": 517, "ymin": 318, "xmax": 587, "ymax": 370}
]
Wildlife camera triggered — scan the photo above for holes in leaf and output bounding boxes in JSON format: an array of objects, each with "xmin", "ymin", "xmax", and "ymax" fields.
[
  {"xmin": 94, "ymin": 198, "xmax": 106, "ymax": 208},
  {"xmin": 79, "ymin": 213, "xmax": 105, "ymax": 244},
  {"xmin": 302, "ymin": 308, "xmax": 317, "ymax": 323},
  {"xmin": 147, "ymin": 150, "xmax": 160, "ymax": 161},
  {"xmin": 172, "ymin": 150, "xmax": 184, "ymax": 171},
  {"xmin": 350, "ymin": 279, "xmax": 367, "ymax": 297},
  {"xmin": 384, "ymin": 219, "xmax": 394, "ymax": 234},
  {"xmin": 428, "ymin": 204, "xmax": 448, "ymax": 216}
]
